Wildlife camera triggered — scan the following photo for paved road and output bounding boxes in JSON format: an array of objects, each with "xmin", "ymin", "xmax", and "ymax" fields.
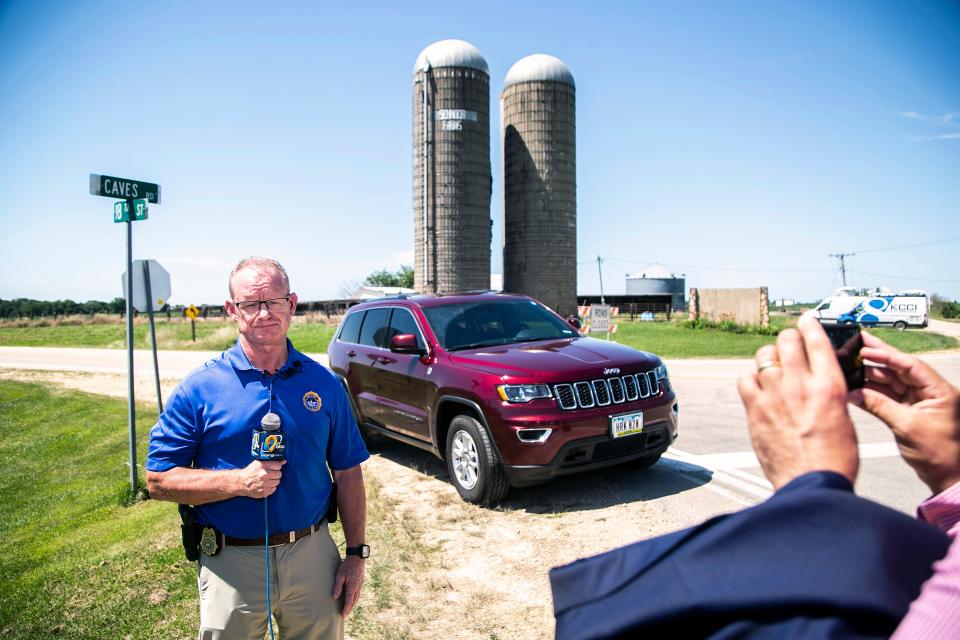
[
  {"xmin": 3, "ymin": 344, "xmax": 958, "ymax": 514},
  {"xmin": 928, "ymin": 318, "xmax": 960, "ymax": 338},
  {"xmin": 663, "ymin": 350, "xmax": 960, "ymax": 513}
]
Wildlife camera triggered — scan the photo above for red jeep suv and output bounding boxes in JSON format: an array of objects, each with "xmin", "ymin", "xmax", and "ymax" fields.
[{"xmin": 328, "ymin": 292, "xmax": 678, "ymax": 505}]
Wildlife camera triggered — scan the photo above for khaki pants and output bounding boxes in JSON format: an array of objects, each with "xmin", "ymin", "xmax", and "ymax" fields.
[{"xmin": 197, "ymin": 522, "xmax": 343, "ymax": 640}]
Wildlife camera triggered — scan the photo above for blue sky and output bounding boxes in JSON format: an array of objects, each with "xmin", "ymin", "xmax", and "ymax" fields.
[{"xmin": 1, "ymin": 0, "xmax": 958, "ymax": 306}]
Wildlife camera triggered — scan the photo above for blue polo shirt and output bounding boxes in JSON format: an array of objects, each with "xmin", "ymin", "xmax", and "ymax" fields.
[{"xmin": 146, "ymin": 339, "xmax": 369, "ymax": 538}]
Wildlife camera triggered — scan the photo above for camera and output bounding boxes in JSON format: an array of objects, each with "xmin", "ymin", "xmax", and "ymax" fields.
[{"xmin": 821, "ymin": 323, "xmax": 865, "ymax": 389}]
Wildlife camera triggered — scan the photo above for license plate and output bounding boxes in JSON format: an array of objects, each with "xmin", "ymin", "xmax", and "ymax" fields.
[{"xmin": 610, "ymin": 411, "xmax": 644, "ymax": 438}]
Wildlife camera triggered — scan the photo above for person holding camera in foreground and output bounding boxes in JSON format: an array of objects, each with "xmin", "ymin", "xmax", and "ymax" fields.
[
  {"xmin": 551, "ymin": 315, "xmax": 959, "ymax": 639},
  {"xmin": 146, "ymin": 257, "xmax": 369, "ymax": 640}
]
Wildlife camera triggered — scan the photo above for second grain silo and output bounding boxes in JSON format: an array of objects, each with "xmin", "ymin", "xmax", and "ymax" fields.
[
  {"xmin": 413, "ymin": 39, "xmax": 491, "ymax": 294},
  {"xmin": 502, "ymin": 54, "xmax": 576, "ymax": 316}
]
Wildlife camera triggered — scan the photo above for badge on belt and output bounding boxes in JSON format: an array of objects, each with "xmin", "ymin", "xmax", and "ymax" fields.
[{"xmin": 200, "ymin": 527, "xmax": 221, "ymax": 557}]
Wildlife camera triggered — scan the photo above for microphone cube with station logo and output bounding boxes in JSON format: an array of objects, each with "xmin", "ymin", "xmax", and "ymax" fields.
[{"xmin": 251, "ymin": 412, "xmax": 286, "ymax": 461}]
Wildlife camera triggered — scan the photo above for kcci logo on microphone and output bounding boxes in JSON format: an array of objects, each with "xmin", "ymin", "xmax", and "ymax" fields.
[{"xmin": 251, "ymin": 431, "xmax": 286, "ymax": 460}]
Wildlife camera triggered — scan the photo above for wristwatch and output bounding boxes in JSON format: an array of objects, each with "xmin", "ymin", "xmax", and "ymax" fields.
[{"xmin": 346, "ymin": 544, "xmax": 370, "ymax": 559}]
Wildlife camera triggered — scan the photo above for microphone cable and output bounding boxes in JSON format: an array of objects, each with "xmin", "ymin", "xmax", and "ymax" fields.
[{"xmin": 264, "ymin": 376, "xmax": 276, "ymax": 640}]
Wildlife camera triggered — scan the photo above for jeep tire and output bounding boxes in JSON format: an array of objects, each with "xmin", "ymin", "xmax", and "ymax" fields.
[{"xmin": 445, "ymin": 415, "xmax": 509, "ymax": 506}]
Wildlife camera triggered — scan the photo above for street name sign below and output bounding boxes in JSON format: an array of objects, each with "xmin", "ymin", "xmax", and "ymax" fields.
[
  {"xmin": 90, "ymin": 174, "xmax": 161, "ymax": 204},
  {"xmin": 122, "ymin": 260, "xmax": 171, "ymax": 313},
  {"xmin": 113, "ymin": 199, "xmax": 149, "ymax": 223}
]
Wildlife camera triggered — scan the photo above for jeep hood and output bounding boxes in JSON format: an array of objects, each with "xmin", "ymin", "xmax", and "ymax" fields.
[{"xmin": 447, "ymin": 337, "xmax": 661, "ymax": 380}]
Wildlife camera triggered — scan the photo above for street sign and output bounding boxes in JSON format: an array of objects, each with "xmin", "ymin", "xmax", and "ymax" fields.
[
  {"xmin": 590, "ymin": 304, "xmax": 612, "ymax": 333},
  {"xmin": 185, "ymin": 304, "xmax": 200, "ymax": 320},
  {"xmin": 122, "ymin": 259, "xmax": 171, "ymax": 312},
  {"xmin": 90, "ymin": 173, "xmax": 161, "ymax": 204},
  {"xmin": 113, "ymin": 199, "xmax": 149, "ymax": 223}
]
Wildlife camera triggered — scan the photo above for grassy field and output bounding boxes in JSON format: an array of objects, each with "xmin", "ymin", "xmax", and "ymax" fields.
[
  {"xmin": 0, "ymin": 317, "xmax": 338, "ymax": 353},
  {"xmin": 0, "ymin": 381, "xmax": 420, "ymax": 639},
  {"xmin": 0, "ymin": 315, "xmax": 954, "ymax": 357},
  {"xmin": 608, "ymin": 316, "xmax": 957, "ymax": 358}
]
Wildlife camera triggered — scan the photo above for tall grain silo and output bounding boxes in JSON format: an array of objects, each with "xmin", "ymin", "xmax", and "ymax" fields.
[
  {"xmin": 501, "ymin": 54, "xmax": 576, "ymax": 316},
  {"xmin": 413, "ymin": 39, "xmax": 491, "ymax": 294}
]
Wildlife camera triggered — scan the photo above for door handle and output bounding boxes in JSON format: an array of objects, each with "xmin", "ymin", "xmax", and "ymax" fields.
[{"xmin": 377, "ymin": 356, "xmax": 393, "ymax": 364}]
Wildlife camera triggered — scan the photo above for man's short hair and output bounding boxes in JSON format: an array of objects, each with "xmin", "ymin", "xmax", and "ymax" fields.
[{"xmin": 229, "ymin": 257, "xmax": 291, "ymax": 298}]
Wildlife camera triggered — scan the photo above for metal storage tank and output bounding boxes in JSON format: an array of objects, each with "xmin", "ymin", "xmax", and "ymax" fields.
[
  {"xmin": 625, "ymin": 264, "xmax": 686, "ymax": 310},
  {"xmin": 501, "ymin": 54, "xmax": 577, "ymax": 316},
  {"xmin": 413, "ymin": 39, "xmax": 491, "ymax": 294}
]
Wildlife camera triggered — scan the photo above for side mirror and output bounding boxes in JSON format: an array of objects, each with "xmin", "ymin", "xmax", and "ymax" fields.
[
  {"xmin": 566, "ymin": 315, "xmax": 582, "ymax": 330},
  {"xmin": 390, "ymin": 333, "xmax": 425, "ymax": 355}
]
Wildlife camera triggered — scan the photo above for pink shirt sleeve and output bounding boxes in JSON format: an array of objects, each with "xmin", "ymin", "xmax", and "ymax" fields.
[{"xmin": 892, "ymin": 480, "xmax": 960, "ymax": 639}]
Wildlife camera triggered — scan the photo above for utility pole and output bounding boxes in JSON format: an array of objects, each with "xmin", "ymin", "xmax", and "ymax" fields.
[
  {"xmin": 829, "ymin": 252, "xmax": 855, "ymax": 286},
  {"xmin": 597, "ymin": 255, "xmax": 605, "ymax": 304}
]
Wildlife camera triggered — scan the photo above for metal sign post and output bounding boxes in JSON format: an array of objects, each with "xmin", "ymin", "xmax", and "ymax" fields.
[
  {"xmin": 91, "ymin": 173, "xmax": 162, "ymax": 495},
  {"xmin": 185, "ymin": 304, "xmax": 200, "ymax": 342},
  {"xmin": 142, "ymin": 260, "xmax": 164, "ymax": 416},
  {"xmin": 124, "ymin": 208, "xmax": 137, "ymax": 492}
]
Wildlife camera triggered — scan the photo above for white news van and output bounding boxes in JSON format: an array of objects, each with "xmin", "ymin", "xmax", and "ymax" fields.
[{"xmin": 814, "ymin": 288, "xmax": 929, "ymax": 330}]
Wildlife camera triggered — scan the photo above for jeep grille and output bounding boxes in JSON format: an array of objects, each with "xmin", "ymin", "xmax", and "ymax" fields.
[{"xmin": 554, "ymin": 372, "xmax": 662, "ymax": 411}]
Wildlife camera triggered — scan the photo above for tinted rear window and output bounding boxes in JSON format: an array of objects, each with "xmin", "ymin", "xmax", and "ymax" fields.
[
  {"xmin": 338, "ymin": 311, "xmax": 364, "ymax": 344},
  {"xmin": 359, "ymin": 308, "xmax": 392, "ymax": 348}
]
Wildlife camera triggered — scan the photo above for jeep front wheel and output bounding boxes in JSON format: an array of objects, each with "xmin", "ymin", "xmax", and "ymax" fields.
[{"xmin": 445, "ymin": 415, "xmax": 509, "ymax": 506}]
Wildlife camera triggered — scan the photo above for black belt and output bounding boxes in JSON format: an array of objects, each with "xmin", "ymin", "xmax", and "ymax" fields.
[{"xmin": 223, "ymin": 517, "xmax": 325, "ymax": 547}]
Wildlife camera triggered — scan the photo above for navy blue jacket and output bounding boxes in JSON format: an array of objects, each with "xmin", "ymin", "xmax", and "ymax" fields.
[{"xmin": 550, "ymin": 472, "xmax": 951, "ymax": 639}]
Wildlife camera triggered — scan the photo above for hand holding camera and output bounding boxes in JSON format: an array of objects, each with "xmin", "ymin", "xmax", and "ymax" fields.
[
  {"xmin": 737, "ymin": 314, "xmax": 860, "ymax": 489},
  {"xmin": 850, "ymin": 332, "xmax": 960, "ymax": 495}
]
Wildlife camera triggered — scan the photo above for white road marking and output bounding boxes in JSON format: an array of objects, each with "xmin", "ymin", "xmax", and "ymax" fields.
[{"xmin": 665, "ymin": 441, "xmax": 903, "ymax": 505}]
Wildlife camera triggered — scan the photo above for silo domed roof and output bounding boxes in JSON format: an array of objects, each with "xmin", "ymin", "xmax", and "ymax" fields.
[
  {"xmin": 414, "ymin": 39, "xmax": 488, "ymax": 74},
  {"xmin": 503, "ymin": 54, "xmax": 575, "ymax": 88}
]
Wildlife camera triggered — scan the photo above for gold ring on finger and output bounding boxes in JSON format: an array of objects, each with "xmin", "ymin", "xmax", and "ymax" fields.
[{"xmin": 757, "ymin": 360, "xmax": 780, "ymax": 374}]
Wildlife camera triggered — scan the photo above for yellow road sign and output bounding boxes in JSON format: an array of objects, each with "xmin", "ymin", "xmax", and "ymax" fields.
[{"xmin": 185, "ymin": 304, "xmax": 200, "ymax": 320}]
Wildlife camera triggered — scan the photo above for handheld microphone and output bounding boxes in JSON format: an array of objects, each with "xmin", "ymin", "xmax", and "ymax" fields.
[{"xmin": 251, "ymin": 412, "xmax": 286, "ymax": 460}]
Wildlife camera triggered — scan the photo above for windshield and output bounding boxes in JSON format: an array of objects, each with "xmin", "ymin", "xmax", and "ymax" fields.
[{"xmin": 422, "ymin": 299, "xmax": 578, "ymax": 351}]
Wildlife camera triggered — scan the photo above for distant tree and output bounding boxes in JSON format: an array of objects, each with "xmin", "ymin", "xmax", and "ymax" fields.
[
  {"xmin": 364, "ymin": 265, "xmax": 414, "ymax": 289},
  {"xmin": 930, "ymin": 293, "xmax": 960, "ymax": 319}
]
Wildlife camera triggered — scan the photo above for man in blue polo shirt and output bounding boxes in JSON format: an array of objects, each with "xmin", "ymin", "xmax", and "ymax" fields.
[{"xmin": 146, "ymin": 257, "xmax": 369, "ymax": 640}]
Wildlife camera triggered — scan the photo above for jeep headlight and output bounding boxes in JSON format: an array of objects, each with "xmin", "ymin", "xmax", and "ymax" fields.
[
  {"xmin": 497, "ymin": 384, "xmax": 552, "ymax": 403},
  {"xmin": 655, "ymin": 364, "xmax": 671, "ymax": 391}
]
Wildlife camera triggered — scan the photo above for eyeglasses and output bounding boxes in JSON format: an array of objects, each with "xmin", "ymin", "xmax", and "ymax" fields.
[{"xmin": 233, "ymin": 296, "xmax": 292, "ymax": 315}]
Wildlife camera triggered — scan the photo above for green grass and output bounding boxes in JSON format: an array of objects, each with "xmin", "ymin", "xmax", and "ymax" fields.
[
  {"xmin": 0, "ymin": 316, "xmax": 953, "ymax": 358},
  {"xmin": 605, "ymin": 317, "xmax": 958, "ymax": 358},
  {"xmin": 0, "ymin": 380, "xmax": 421, "ymax": 639},
  {"xmin": 0, "ymin": 319, "xmax": 337, "ymax": 353},
  {"xmin": 286, "ymin": 323, "xmax": 337, "ymax": 353},
  {"xmin": 0, "ymin": 381, "xmax": 195, "ymax": 639},
  {"xmin": 0, "ymin": 320, "xmax": 238, "ymax": 351}
]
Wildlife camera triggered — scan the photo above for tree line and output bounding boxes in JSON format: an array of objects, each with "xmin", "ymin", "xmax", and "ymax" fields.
[{"xmin": 0, "ymin": 298, "xmax": 129, "ymax": 319}]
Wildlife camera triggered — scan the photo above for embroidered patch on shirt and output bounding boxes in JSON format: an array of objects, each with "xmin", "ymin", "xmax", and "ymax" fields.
[{"xmin": 303, "ymin": 391, "xmax": 322, "ymax": 412}]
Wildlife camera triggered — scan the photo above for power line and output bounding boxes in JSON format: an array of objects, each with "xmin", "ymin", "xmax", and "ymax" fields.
[
  {"xmin": 594, "ymin": 257, "xmax": 832, "ymax": 273},
  {"xmin": 829, "ymin": 252, "xmax": 855, "ymax": 286},
  {"xmin": 848, "ymin": 269, "xmax": 960, "ymax": 283},
  {"xmin": 852, "ymin": 235, "xmax": 960, "ymax": 255}
]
